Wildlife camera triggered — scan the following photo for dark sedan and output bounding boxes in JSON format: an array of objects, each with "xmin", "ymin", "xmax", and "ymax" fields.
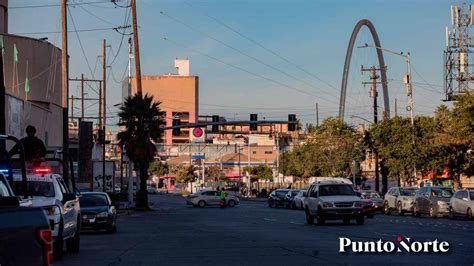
[
  {"xmin": 268, "ymin": 189, "xmax": 289, "ymax": 208},
  {"xmin": 79, "ymin": 192, "xmax": 117, "ymax": 233}
]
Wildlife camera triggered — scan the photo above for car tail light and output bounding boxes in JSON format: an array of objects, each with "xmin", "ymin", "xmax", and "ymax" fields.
[
  {"xmin": 37, "ymin": 229, "xmax": 53, "ymax": 266},
  {"xmin": 34, "ymin": 168, "xmax": 51, "ymax": 175}
]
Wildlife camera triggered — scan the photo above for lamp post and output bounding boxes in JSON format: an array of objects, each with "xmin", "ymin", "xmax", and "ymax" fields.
[{"xmin": 358, "ymin": 43, "xmax": 417, "ymax": 184}]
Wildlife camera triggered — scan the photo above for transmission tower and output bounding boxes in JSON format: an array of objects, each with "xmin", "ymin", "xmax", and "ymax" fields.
[{"xmin": 444, "ymin": 4, "xmax": 474, "ymax": 101}]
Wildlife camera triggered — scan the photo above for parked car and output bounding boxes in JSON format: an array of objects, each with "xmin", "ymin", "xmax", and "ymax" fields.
[
  {"xmin": 293, "ymin": 190, "xmax": 307, "ymax": 209},
  {"xmin": 268, "ymin": 189, "xmax": 289, "ymax": 208},
  {"xmin": 357, "ymin": 193, "xmax": 376, "ymax": 218},
  {"xmin": 283, "ymin": 189, "xmax": 301, "ymax": 209},
  {"xmin": 413, "ymin": 186, "xmax": 453, "ymax": 218},
  {"xmin": 79, "ymin": 192, "xmax": 117, "ymax": 232},
  {"xmin": 359, "ymin": 190, "xmax": 384, "ymax": 212},
  {"xmin": 0, "ymin": 172, "xmax": 53, "ymax": 266},
  {"xmin": 383, "ymin": 187, "xmax": 418, "ymax": 215},
  {"xmin": 449, "ymin": 189, "xmax": 474, "ymax": 220},
  {"xmin": 303, "ymin": 182, "xmax": 364, "ymax": 225},
  {"xmin": 147, "ymin": 186, "xmax": 157, "ymax": 194},
  {"xmin": 12, "ymin": 167, "xmax": 81, "ymax": 259},
  {"xmin": 186, "ymin": 190, "xmax": 239, "ymax": 208}
]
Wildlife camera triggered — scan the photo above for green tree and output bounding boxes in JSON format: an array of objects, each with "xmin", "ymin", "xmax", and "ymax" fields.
[
  {"xmin": 176, "ymin": 165, "xmax": 196, "ymax": 184},
  {"xmin": 117, "ymin": 93, "xmax": 165, "ymax": 209},
  {"xmin": 244, "ymin": 165, "xmax": 273, "ymax": 181},
  {"xmin": 206, "ymin": 165, "xmax": 224, "ymax": 182},
  {"xmin": 149, "ymin": 160, "xmax": 169, "ymax": 177}
]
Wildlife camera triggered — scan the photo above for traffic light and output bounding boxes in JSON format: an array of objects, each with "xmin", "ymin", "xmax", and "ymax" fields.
[
  {"xmin": 172, "ymin": 119, "xmax": 181, "ymax": 136},
  {"xmin": 288, "ymin": 114, "xmax": 296, "ymax": 131},
  {"xmin": 250, "ymin": 114, "xmax": 258, "ymax": 131},
  {"xmin": 211, "ymin": 115, "xmax": 219, "ymax": 133}
]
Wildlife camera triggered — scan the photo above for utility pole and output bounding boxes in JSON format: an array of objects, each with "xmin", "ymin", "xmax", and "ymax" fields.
[
  {"xmin": 394, "ymin": 98, "xmax": 398, "ymax": 117},
  {"xmin": 316, "ymin": 103, "xmax": 319, "ymax": 127},
  {"xmin": 70, "ymin": 95, "xmax": 74, "ymax": 122},
  {"xmin": 362, "ymin": 65, "xmax": 384, "ymax": 193},
  {"xmin": 81, "ymin": 74, "xmax": 84, "ymax": 119},
  {"xmin": 102, "ymin": 39, "xmax": 107, "ymax": 192},
  {"xmin": 127, "ymin": 36, "xmax": 134, "ymax": 206},
  {"xmin": 131, "ymin": 0, "xmax": 142, "ymax": 94},
  {"xmin": 61, "ymin": 0, "xmax": 69, "ymax": 153}
]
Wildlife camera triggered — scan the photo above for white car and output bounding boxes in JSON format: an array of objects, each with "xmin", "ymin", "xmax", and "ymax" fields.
[
  {"xmin": 293, "ymin": 190, "xmax": 307, "ymax": 209},
  {"xmin": 449, "ymin": 189, "xmax": 474, "ymax": 220},
  {"xmin": 303, "ymin": 182, "xmax": 364, "ymax": 225},
  {"xmin": 186, "ymin": 190, "xmax": 240, "ymax": 208},
  {"xmin": 13, "ymin": 167, "xmax": 81, "ymax": 259},
  {"xmin": 383, "ymin": 187, "xmax": 418, "ymax": 215}
]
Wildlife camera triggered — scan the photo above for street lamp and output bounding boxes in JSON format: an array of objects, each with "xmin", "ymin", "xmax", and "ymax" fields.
[{"xmin": 358, "ymin": 43, "xmax": 417, "ymax": 183}]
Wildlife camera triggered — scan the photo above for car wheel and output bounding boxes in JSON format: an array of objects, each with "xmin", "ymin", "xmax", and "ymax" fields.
[
  {"xmin": 467, "ymin": 208, "xmax": 473, "ymax": 220},
  {"xmin": 66, "ymin": 218, "xmax": 80, "ymax": 252},
  {"xmin": 305, "ymin": 209, "xmax": 314, "ymax": 225},
  {"xmin": 356, "ymin": 215, "xmax": 365, "ymax": 225},
  {"xmin": 198, "ymin": 200, "xmax": 206, "ymax": 208},
  {"xmin": 397, "ymin": 201, "xmax": 405, "ymax": 216},
  {"xmin": 268, "ymin": 201, "xmax": 273, "ymax": 208},
  {"xmin": 228, "ymin": 200, "xmax": 236, "ymax": 208},
  {"xmin": 429, "ymin": 205, "xmax": 437, "ymax": 218},
  {"xmin": 316, "ymin": 209, "xmax": 325, "ymax": 225},
  {"xmin": 449, "ymin": 207, "xmax": 456, "ymax": 220},
  {"xmin": 53, "ymin": 220, "xmax": 64, "ymax": 260},
  {"xmin": 343, "ymin": 218, "xmax": 351, "ymax": 224},
  {"xmin": 384, "ymin": 201, "xmax": 390, "ymax": 215}
]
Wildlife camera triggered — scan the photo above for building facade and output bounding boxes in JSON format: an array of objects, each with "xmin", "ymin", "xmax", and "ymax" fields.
[{"xmin": 129, "ymin": 60, "xmax": 198, "ymax": 145}]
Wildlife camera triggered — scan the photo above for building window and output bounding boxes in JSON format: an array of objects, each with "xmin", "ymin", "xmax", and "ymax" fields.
[
  {"xmin": 264, "ymin": 151, "xmax": 273, "ymax": 154},
  {"xmin": 252, "ymin": 151, "xmax": 257, "ymax": 154}
]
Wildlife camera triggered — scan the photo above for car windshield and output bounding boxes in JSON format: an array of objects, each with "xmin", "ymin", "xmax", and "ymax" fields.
[
  {"xmin": 80, "ymin": 194, "xmax": 108, "ymax": 207},
  {"xmin": 319, "ymin": 185, "xmax": 355, "ymax": 196},
  {"xmin": 470, "ymin": 192, "xmax": 474, "ymax": 200},
  {"xmin": 431, "ymin": 188, "xmax": 453, "ymax": 198},
  {"xmin": 14, "ymin": 181, "xmax": 54, "ymax": 197},
  {"xmin": 276, "ymin": 190, "xmax": 289, "ymax": 197},
  {"xmin": 400, "ymin": 189, "xmax": 417, "ymax": 196}
]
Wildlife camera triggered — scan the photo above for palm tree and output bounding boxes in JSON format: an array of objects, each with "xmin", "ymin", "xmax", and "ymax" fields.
[{"xmin": 117, "ymin": 93, "xmax": 165, "ymax": 208}]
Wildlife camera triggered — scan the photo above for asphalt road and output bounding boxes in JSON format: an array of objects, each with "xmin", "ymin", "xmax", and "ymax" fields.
[{"xmin": 58, "ymin": 194, "xmax": 474, "ymax": 265}]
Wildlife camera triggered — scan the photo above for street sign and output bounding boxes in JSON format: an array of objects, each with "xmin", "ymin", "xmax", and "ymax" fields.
[
  {"xmin": 191, "ymin": 153, "xmax": 205, "ymax": 160},
  {"xmin": 190, "ymin": 127, "xmax": 206, "ymax": 143}
]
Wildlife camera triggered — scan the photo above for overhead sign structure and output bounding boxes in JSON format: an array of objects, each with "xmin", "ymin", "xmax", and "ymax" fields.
[{"xmin": 190, "ymin": 127, "xmax": 206, "ymax": 143}]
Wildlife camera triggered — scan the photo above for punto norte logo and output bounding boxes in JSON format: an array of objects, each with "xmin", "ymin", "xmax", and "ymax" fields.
[{"xmin": 339, "ymin": 236, "xmax": 450, "ymax": 253}]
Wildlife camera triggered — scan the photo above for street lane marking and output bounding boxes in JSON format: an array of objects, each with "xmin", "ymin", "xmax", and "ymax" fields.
[{"xmin": 264, "ymin": 218, "xmax": 277, "ymax": 222}]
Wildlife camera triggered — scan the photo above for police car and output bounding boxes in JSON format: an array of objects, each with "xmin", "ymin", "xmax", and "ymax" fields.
[{"xmin": 12, "ymin": 167, "xmax": 81, "ymax": 259}]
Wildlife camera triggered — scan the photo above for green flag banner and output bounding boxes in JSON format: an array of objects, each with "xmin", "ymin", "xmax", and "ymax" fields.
[
  {"xmin": 24, "ymin": 77, "xmax": 30, "ymax": 93},
  {"xmin": 13, "ymin": 44, "xmax": 18, "ymax": 62}
]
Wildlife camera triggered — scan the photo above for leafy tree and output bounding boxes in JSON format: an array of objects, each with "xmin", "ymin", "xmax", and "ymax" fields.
[
  {"xmin": 149, "ymin": 160, "xmax": 169, "ymax": 178},
  {"xmin": 176, "ymin": 165, "xmax": 196, "ymax": 184},
  {"xmin": 206, "ymin": 165, "xmax": 224, "ymax": 182},
  {"xmin": 244, "ymin": 165, "xmax": 273, "ymax": 181},
  {"xmin": 117, "ymin": 93, "xmax": 165, "ymax": 209}
]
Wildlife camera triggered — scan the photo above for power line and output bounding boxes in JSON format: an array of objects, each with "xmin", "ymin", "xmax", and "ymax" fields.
[
  {"xmin": 160, "ymin": 11, "xmax": 340, "ymax": 104},
  {"xmin": 184, "ymin": 1, "xmax": 340, "ymax": 93},
  {"xmin": 73, "ymin": 0, "xmax": 117, "ymax": 26},
  {"xmin": 14, "ymin": 27, "xmax": 117, "ymax": 35},
  {"xmin": 68, "ymin": 7, "xmax": 100, "ymax": 95},
  {"xmin": 10, "ymin": 1, "xmax": 112, "ymax": 9},
  {"xmin": 163, "ymin": 36, "xmax": 334, "ymax": 101}
]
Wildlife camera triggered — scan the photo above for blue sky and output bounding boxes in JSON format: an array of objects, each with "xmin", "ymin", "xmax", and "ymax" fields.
[{"xmin": 9, "ymin": 0, "xmax": 453, "ymax": 129}]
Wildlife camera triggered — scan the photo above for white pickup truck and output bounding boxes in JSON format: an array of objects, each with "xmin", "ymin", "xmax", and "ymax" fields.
[{"xmin": 12, "ymin": 167, "xmax": 81, "ymax": 259}]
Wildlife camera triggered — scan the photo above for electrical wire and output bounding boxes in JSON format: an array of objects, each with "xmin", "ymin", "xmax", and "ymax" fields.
[
  {"xmin": 183, "ymin": 1, "xmax": 340, "ymax": 93},
  {"xmin": 9, "ymin": 1, "xmax": 112, "ymax": 9},
  {"xmin": 159, "ymin": 11, "xmax": 340, "ymax": 104}
]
